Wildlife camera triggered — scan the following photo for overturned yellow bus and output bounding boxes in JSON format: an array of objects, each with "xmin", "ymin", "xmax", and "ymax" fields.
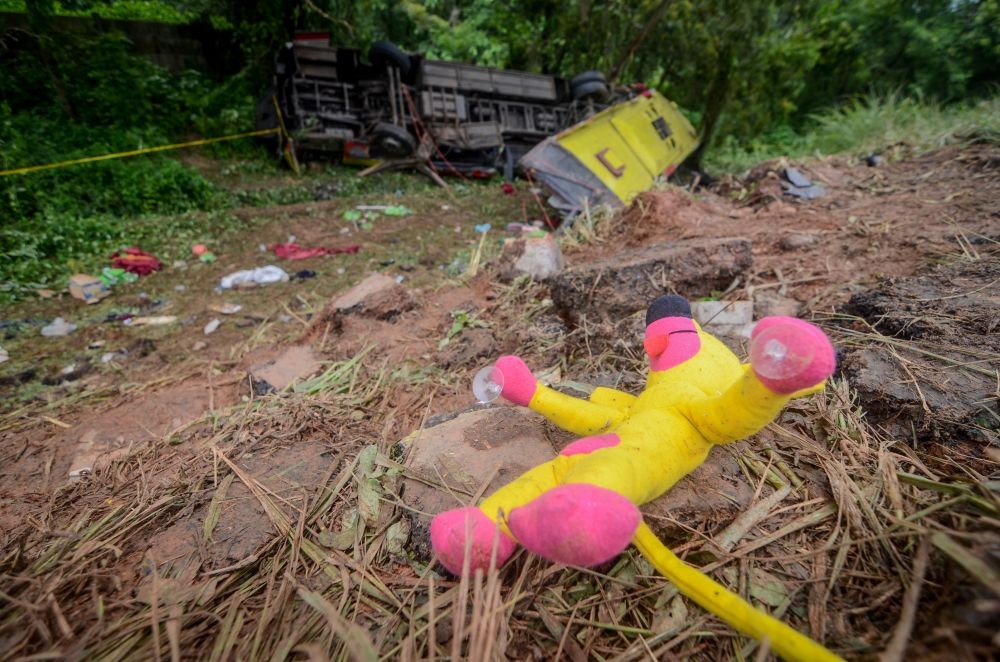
[{"xmin": 519, "ymin": 89, "xmax": 699, "ymax": 214}]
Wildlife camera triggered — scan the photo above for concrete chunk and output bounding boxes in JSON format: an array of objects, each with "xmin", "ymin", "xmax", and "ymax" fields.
[{"xmin": 329, "ymin": 273, "xmax": 414, "ymax": 320}]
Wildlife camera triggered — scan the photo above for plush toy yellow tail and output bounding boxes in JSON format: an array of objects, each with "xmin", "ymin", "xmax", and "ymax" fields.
[{"xmin": 633, "ymin": 523, "xmax": 843, "ymax": 662}]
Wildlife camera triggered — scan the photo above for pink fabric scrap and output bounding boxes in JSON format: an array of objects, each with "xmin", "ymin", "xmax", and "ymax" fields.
[{"xmin": 270, "ymin": 242, "xmax": 361, "ymax": 260}]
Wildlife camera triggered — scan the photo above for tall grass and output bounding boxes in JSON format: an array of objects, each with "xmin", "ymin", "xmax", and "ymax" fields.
[{"xmin": 707, "ymin": 94, "xmax": 1000, "ymax": 173}]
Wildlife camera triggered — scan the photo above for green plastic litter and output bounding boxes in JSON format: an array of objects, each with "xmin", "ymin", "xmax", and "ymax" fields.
[
  {"xmin": 343, "ymin": 209, "xmax": 362, "ymax": 222},
  {"xmin": 383, "ymin": 205, "xmax": 412, "ymax": 216},
  {"xmin": 100, "ymin": 267, "xmax": 138, "ymax": 286}
]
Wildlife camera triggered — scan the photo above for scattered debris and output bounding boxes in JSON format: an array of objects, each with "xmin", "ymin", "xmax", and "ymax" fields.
[
  {"xmin": 779, "ymin": 232, "xmax": 821, "ymax": 250},
  {"xmin": 35, "ymin": 289, "xmax": 56, "ymax": 298},
  {"xmin": 68, "ymin": 274, "xmax": 110, "ymax": 304},
  {"xmin": 210, "ymin": 303, "xmax": 243, "ymax": 315},
  {"xmin": 220, "ymin": 265, "xmax": 290, "ymax": 289},
  {"xmin": 498, "ymin": 233, "xmax": 565, "ymax": 281},
  {"xmin": 126, "ymin": 315, "xmax": 178, "ymax": 327},
  {"xmin": 101, "ymin": 350, "xmax": 126, "ymax": 364},
  {"xmin": 753, "ymin": 291, "xmax": 802, "ymax": 318},
  {"xmin": 355, "ymin": 204, "xmax": 412, "ymax": 216},
  {"xmin": 41, "ymin": 317, "xmax": 77, "ymax": 337},
  {"xmin": 0, "ymin": 346, "xmax": 8, "ymax": 363},
  {"xmin": 323, "ymin": 273, "xmax": 414, "ymax": 320},
  {"xmin": 192, "ymin": 340, "xmax": 207, "ymax": 351},
  {"xmin": 203, "ymin": 319, "xmax": 221, "ymax": 335},
  {"xmin": 270, "ymin": 242, "xmax": 361, "ymax": 260},
  {"xmin": 110, "ymin": 247, "xmax": 163, "ymax": 275},
  {"xmin": 191, "ymin": 244, "xmax": 209, "ymax": 257},
  {"xmin": 781, "ymin": 167, "xmax": 826, "ymax": 199},
  {"xmin": 690, "ymin": 300, "xmax": 754, "ymax": 341},
  {"xmin": 292, "ymin": 269, "xmax": 317, "ymax": 280},
  {"xmin": 249, "ymin": 345, "xmax": 323, "ymax": 392},
  {"xmin": 99, "ymin": 267, "xmax": 139, "ymax": 287},
  {"xmin": 44, "ymin": 359, "xmax": 92, "ymax": 384},
  {"xmin": 865, "ymin": 153, "xmax": 884, "ymax": 167},
  {"xmin": 474, "ymin": 223, "xmax": 492, "ymax": 234}
]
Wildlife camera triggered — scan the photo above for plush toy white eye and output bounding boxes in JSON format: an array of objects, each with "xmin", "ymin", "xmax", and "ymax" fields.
[{"xmin": 473, "ymin": 365, "xmax": 504, "ymax": 404}]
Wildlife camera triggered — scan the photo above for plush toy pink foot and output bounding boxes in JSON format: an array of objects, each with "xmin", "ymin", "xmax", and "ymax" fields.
[
  {"xmin": 493, "ymin": 355, "xmax": 537, "ymax": 406},
  {"xmin": 507, "ymin": 484, "xmax": 640, "ymax": 567},
  {"xmin": 750, "ymin": 317, "xmax": 835, "ymax": 394},
  {"xmin": 430, "ymin": 507, "xmax": 518, "ymax": 574}
]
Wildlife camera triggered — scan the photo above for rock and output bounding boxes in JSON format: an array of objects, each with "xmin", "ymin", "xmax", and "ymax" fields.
[
  {"xmin": 498, "ymin": 234, "xmax": 565, "ymax": 281},
  {"xmin": 328, "ymin": 273, "xmax": 414, "ymax": 320},
  {"xmin": 550, "ymin": 238, "xmax": 752, "ymax": 327},
  {"xmin": 753, "ymin": 291, "xmax": 802, "ymax": 319},
  {"xmin": 400, "ymin": 404, "xmax": 754, "ymax": 559},
  {"xmin": 249, "ymin": 345, "xmax": 322, "ymax": 391},
  {"xmin": 779, "ymin": 233, "xmax": 820, "ymax": 250}
]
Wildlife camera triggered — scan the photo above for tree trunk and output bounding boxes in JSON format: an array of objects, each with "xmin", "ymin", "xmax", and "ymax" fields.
[
  {"xmin": 608, "ymin": 0, "xmax": 672, "ymax": 83},
  {"xmin": 689, "ymin": 44, "xmax": 734, "ymax": 171}
]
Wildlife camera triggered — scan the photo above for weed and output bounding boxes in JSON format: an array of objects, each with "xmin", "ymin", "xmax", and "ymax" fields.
[{"xmin": 707, "ymin": 94, "xmax": 1000, "ymax": 173}]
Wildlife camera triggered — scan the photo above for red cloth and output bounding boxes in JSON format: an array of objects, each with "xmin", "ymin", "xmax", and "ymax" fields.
[
  {"xmin": 269, "ymin": 242, "xmax": 361, "ymax": 260},
  {"xmin": 110, "ymin": 247, "xmax": 162, "ymax": 275}
]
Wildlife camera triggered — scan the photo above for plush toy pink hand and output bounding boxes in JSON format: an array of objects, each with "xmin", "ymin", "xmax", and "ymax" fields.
[
  {"xmin": 750, "ymin": 317, "xmax": 835, "ymax": 394},
  {"xmin": 494, "ymin": 355, "xmax": 538, "ymax": 406}
]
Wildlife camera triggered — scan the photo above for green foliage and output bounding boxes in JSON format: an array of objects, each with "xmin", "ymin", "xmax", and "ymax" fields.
[
  {"xmin": 707, "ymin": 94, "xmax": 1000, "ymax": 173},
  {"xmin": 0, "ymin": 23, "xmax": 254, "ymax": 299},
  {"xmin": 0, "ymin": 0, "xmax": 193, "ymax": 22}
]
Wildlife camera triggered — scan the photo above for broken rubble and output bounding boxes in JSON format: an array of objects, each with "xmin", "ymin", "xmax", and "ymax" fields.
[
  {"xmin": 249, "ymin": 345, "xmax": 323, "ymax": 392},
  {"xmin": 400, "ymin": 404, "xmax": 755, "ymax": 559},
  {"xmin": 326, "ymin": 273, "xmax": 414, "ymax": 320},
  {"xmin": 549, "ymin": 238, "xmax": 752, "ymax": 326},
  {"xmin": 690, "ymin": 300, "xmax": 754, "ymax": 344},
  {"xmin": 498, "ymin": 233, "xmax": 565, "ymax": 281}
]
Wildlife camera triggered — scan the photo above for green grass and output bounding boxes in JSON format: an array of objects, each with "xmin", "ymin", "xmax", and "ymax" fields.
[{"xmin": 707, "ymin": 94, "xmax": 1000, "ymax": 173}]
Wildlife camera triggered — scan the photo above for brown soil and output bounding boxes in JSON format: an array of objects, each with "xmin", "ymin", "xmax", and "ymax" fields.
[
  {"xmin": 1, "ymin": 145, "xmax": 998, "ymax": 660},
  {"xmin": 585, "ymin": 144, "xmax": 1000, "ymax": 313}
]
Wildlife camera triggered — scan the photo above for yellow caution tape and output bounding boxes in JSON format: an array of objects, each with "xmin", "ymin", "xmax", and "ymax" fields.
[
  {"xmin": 0, "ymin": 127, "xmax": 281, "ymax": 177},
  {"xmin": 633, "ymin": 522, "xmax": 844, "ymax": 662}
]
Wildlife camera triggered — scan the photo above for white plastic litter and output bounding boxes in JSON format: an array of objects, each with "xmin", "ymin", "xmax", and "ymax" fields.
[
  {"xmin": 219, "ymin": 265, "xmax": 290, "ymax": 289},
  {"xmin": 204, "ymin": 318, "xmax": 221, "ymax": 335},
  {"xmin": 0, "ymin": 347, "xmax": 9, "ymax": 363},
  {"xmin": 41, "ymin": 317, "xmax": 77, "ymax": 337}
]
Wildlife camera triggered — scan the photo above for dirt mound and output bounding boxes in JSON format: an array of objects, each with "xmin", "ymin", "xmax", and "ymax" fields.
[{"xmin": 839, "ymin": 253, "xmax": 1000, "ymax": 444}]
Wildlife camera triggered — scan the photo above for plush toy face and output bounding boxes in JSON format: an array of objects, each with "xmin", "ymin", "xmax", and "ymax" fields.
[{"xmin": 643, "ymin": 294, "xmax": 701, "ymax": 372}]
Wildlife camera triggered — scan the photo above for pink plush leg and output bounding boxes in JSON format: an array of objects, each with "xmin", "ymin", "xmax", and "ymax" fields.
[
  {"xmin": 507, "ymin": 484, "xmax": 640, "ymax": 567},
  {"xmin": 560, "ymin": 433, "xmax": 621, "ymax": 457},
  {"xmin": 494, "ymin": 355, "xmax": 537, "ymax": 406},
  {"xmin": 430, "ymin": 507, "xmax": 518, "ymax": 575},
  {"xmin": 750, "ymin": 317, "xmax": 835, "ymax": 394}
]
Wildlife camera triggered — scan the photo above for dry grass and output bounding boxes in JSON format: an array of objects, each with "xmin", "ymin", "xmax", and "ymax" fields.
[{"xmin": 2, "ymin": 262, "xmax": 999, "ymax": 660}]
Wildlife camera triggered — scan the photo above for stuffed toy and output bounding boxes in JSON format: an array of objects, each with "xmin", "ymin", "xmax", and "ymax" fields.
[{"xmin": 430, "ymin": 294, "xmax": 841, "ymax": 661}]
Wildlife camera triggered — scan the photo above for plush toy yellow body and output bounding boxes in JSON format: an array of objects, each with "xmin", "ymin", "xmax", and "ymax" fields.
[
  {"xmin": 432, "ymin": 295, "xmax": 834, "ymax": 571},
  {"xmin": 430, "ymin": 295, "xmax": 840, "ymax": 660}
]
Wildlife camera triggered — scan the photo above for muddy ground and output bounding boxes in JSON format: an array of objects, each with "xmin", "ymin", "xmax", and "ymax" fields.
[{"xmin": 1, "ymin": 144, "xmax": 998, "ymax": 659}]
